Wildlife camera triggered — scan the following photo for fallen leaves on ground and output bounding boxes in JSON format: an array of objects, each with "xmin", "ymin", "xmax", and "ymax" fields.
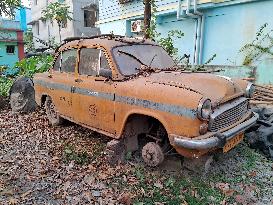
[{"xmin": 0, "ymin": 107, "xmax": 273, "ymax": 204}]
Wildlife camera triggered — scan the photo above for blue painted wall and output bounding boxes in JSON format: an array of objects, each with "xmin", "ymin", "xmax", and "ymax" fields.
[
  {"xmin": 98, "ymin": 0, "xmax": 273, "ymax": 84},
  {"xmin": 15, "ymin": 7, "xmax": 31, "ymax": 32},
  {"xmin": 0, "ymin": 42, "xmax": 19, "ymax": 68},
  {"xmin": 0, "ymin": 20, "xmax": 21, "ymax": 68}
]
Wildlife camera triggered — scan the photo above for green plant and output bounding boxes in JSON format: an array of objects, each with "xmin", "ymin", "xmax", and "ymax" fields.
[
  {"xmin": 14, "ymin": 55, "xmax": 54, "ymax": 78},
  {"xmin": 0, "ymin": 77, "xmax": 13, "ymax": 97},
  {"xmin": 240, "ymin": 23, "xmax": 273, "ymax": 65},
  {"xmin": 158, "ymin": 30, "xmax": 184, "ymax": 57},
  {"xmin": 24, "ymin": 30, "xmax": 35, "ymax": 52},
  {"xmin": 0, "ymin": 0, "xmax": 20, "ymax": 17},
  {"xmin": 144, "ymin": 1, "xmax": 184, "ymax": 57},
  {"xmin": 42, "ymin": 2, "xmax": 72, "ymax": 43},
  {"xmin": 63, "ymin": 144, "xmax": 90, "ymax": 165}
]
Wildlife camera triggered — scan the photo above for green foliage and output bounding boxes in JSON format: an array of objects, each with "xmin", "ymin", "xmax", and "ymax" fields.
[
  {"xmin": 240, "ymin": 23, "xmax": 273, "ymax": 65},
  {"xmin": 0, "ymin": 0, "xmax": 20, "ymax": 17},
  {"xmin": 144, "ymin": 1, "xmax": 184, "ymax": 57},
  {"xmin": 0, "ymin": 77, "xmax": 13, "ymax": 97},
  {"xmin": 63, "ymin": 144, "xmax": 90, "ymax": 165},
  {"xmin": 42, "ymin": 2, "xmax": 72, "ymax": 27},
  {"xmin": 24, "ymin": 30, "xmax": 35, "ymax": 53},
  {"xmin": 14, "ymin": 55, "xmax": 54, "ymax": 78},
  {"xmin": 158, "ymin": 30, "xmax": 184, "ymax": 57}
]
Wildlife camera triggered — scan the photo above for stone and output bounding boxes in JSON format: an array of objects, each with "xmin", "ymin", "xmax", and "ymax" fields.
[{"xmin": 9, "ymin": 77, "xmax": 37, "ymax": 113}]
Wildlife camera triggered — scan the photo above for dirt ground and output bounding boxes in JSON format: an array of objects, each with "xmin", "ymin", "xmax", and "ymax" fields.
[{"xmin": 0, "ymin": 106, "xmax": 273, "ymax": 205}]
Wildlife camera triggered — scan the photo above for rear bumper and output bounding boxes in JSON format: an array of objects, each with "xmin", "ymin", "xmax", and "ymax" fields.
[{"xmin": 172, "ymin": 112, "xmax": 259, "ymax": 150}]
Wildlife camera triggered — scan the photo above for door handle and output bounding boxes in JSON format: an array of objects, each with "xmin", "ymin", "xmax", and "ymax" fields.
[{"xmin": 75, "ymin": 79, "xmax": 83, "ymax": 83}]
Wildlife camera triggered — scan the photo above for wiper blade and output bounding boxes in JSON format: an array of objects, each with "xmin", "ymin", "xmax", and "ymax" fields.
[{"xmin": 118, "ymin": 50, "xmax": 148, "ymax": 67}]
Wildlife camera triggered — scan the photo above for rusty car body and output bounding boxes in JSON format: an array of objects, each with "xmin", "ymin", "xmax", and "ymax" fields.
[{"xmin": 33, "ymin": 35, "xmax": 258, "ymax": 166}]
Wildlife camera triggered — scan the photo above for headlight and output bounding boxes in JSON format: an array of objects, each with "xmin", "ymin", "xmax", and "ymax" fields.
[
  {"xmin": 246, "ymin": 83, "xmax": 255, "ymax": 98},
  {"xmin": 197, "ymin": 98, "xmax": 212, "ymax": 120}
]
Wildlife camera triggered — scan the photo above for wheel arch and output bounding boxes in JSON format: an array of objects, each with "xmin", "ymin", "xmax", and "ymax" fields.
[
  {"xmin": 118, "ymin": 109, "xmax": 170, "ymax": 138},
  {"xmin": 40, "ymin": 93, "xmax": 49, "ymax": 107}
]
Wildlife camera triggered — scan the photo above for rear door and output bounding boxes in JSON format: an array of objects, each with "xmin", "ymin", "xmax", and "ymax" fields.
[
  {"xmin": 71, "ymin": 47, "xmax": 115, "ymax": 134},
  {"xmin": 49, "ymin": 49, "xmax": 77, "ymax": 119}
]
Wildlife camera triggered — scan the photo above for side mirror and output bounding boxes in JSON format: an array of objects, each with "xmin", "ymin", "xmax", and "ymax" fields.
[{"xmin": 99, "ymin": 68, "xmax": 112, "ymax": 79}]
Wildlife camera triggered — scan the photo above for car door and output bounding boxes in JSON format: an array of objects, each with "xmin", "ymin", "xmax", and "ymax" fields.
[
  {"xmin": 49, "ymin": 49, "xmax": 77, "ymax": 119},
  {"xmin": 71, "ymin": 47, "xmax": 115, "ymax": 134}
]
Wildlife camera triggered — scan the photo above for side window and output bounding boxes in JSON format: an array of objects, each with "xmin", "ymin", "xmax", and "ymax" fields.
[
  {"xmin": 79, "ymin": 48, "xmax": 100, "ymax": 76},
  {"xmin": 61, "ymin": 49, "xmax": 77, "ymax": 73},
  {"xmin": 100, "ymin": 52, "xmax": 111, "ymax": 70},
  {"xmin": 53, "ymin": 55, "xmax": 61, "ymax": 71}
]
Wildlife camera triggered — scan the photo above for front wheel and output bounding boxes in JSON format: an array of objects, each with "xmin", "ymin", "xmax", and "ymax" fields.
[{"xmin": 45, "ymin": 96, "xmax": 64, "ymax": 126}]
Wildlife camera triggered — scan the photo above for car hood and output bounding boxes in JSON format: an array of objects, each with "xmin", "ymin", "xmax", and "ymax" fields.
[{"xmin": 144, "ymin": 71, "xmax": 245, "ymax": 105}]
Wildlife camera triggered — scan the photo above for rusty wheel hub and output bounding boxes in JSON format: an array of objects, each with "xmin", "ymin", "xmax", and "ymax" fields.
[{"xmin": 142, "ymin": 142, "xmax": 164, "ymax": 167}]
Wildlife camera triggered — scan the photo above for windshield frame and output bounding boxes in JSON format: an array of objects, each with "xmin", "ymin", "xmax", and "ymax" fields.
[{"xmin": 111, "ymin": 43, "xmax": 175, "ymax": 77}]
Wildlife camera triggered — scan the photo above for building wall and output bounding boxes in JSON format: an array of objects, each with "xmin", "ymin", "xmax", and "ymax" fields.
[
  {"xmin": 0, "ymin": 20, "xmax": 23, "ymax": 68},
  {"xmin": 98, "ymin": 0, "xmax": 273, "ymax": 84},
  {"xmin": 30, "ymin": 0, "xmax": 100, "ymax": 49},
  {"xmin": 0, "ymin": 42, "xmax": 19, "ymax": 68}
]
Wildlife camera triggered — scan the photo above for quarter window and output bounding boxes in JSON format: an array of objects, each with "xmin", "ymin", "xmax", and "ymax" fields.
[{"xmin": 100, "ymin": 52, "xmax": 110, "ymax": 70}]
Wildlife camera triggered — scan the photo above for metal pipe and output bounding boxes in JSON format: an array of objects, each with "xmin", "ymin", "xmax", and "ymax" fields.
[
  {"xmin": 194, "ymin": 17, "xmax": 202, "ymax": 64},
  {"xmin": 176, "ymin": 0, "xmax": 204, "ymax": 65},
  {"xmin": 177, "ymin": 0, "xmax": 182, "ymax": 19},
  {"xmin": 192, "ymin": 18, "xmax": 198, "ymax": 65},
  {"xmin": 199, "ymin": 14, "xmax": 205, "ymax": 64}
]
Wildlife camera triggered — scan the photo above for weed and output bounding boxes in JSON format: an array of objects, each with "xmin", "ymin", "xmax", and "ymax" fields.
[{"xmin": 63, "ymin": 144, "xmax": 89, "ymax": 165}]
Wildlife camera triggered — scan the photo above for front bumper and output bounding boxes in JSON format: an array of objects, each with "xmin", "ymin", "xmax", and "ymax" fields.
[{"xmin": 173, "ymin": 112, "xmax": 259, "ymax": 150}]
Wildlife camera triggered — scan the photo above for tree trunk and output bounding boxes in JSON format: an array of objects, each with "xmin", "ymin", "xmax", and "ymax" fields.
[
  {"xmin": 143, "ymin": 0, "xmax": 152, "ymax": 39},
  {"xmin": 58, "ymin": 23, "xmax": 62, "ymax": 43}
]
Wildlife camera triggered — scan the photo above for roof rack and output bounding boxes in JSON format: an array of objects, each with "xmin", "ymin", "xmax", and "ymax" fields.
[
  {"xmin": 56, "ymin": 34, "xmax": 151, "ymax": 52},
  {"xmin": 63, "ymin": 34, "xmax": 125, "ymax": 43}
]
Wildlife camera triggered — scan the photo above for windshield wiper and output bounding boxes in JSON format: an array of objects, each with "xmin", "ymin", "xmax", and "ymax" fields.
[{"xmin": 118, "ymin": 50, "xmax": 148, "ymax": 67}]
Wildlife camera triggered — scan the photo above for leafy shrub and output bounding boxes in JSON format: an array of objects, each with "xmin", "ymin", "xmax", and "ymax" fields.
[
  {"xmin": 0, "ymin": 77, "xmax": 13, "ymax": 97},
  {"xmin": 14, "ymin": 55, "xmax": 54, "ymax": 78}
]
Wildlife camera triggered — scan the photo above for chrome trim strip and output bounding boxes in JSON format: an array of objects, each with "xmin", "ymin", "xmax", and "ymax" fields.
[
  {"xmin": 173, "ymin": 112, "xmax": 259, "ymax": 150},
  {"xmin": 34, "ymin": 79, "xmax": 197, "ymax": 119}
]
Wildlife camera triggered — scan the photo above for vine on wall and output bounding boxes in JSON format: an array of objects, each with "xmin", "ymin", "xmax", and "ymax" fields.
[{"xmin": 240, "ymin": 23, "xmax": 273, "ymax": 65}]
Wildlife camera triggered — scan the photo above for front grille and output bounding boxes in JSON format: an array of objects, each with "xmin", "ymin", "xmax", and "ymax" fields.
[{"xmin": 209, "ymin": 98, "xmax": 248, "ymax": 132}]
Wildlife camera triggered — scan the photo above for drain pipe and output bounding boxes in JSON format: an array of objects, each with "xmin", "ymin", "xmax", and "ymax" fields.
[
  {"xmin": 176, "ymin": 0, "xmax": 205, "ymax": 65},
  {"xmin": 193, "ymin": 0, "xmax": 204, "ymax": 65},
  {"xmin": 199, "ymin": 14, "xmax": 205, "ymax": 64}
]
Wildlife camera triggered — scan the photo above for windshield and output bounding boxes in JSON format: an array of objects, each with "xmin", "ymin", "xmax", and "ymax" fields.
[{"xmin": 113, "ymin": 44, "xmax": 175, "ymax": 76}]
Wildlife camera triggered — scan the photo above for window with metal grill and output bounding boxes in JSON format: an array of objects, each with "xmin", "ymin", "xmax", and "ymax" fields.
[{"xmin": 6, "ymin": 45, "xmax": 15, "ymax": 54}]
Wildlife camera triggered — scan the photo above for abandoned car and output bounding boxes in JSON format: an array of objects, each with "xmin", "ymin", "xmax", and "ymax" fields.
[{"xmin": 33, "ymin": 35, "xmax": 258, "ymax": 166}]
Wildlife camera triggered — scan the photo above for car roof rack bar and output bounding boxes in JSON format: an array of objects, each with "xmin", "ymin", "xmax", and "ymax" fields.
[{"xmin": 63, "ymin": 34, "xmax": 125, "ymax": 43}]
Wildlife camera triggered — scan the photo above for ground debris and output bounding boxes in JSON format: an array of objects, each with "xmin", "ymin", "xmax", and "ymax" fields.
[{"xmin": 0, "ymin": 107, "xmax": 272, "ymax": 204}]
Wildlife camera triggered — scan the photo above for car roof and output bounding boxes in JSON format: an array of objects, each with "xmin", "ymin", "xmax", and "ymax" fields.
[{"xmin": 57, "ymin": 34, "xmax": 159, "ymax": 52}]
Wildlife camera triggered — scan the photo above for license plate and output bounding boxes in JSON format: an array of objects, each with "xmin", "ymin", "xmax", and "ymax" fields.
[{"xmin": 223, "ymin": 133, "xmax": 244, "ymax": 153}]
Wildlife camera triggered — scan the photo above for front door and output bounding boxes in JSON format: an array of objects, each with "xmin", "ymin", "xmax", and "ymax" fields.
[
  {"xmin": 72, "ymin": 47, "xmax": 115, "ymax": 134},
  {"xmin": 49, "ymin": 49, "xmax": 77, "ymax": 119}
]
